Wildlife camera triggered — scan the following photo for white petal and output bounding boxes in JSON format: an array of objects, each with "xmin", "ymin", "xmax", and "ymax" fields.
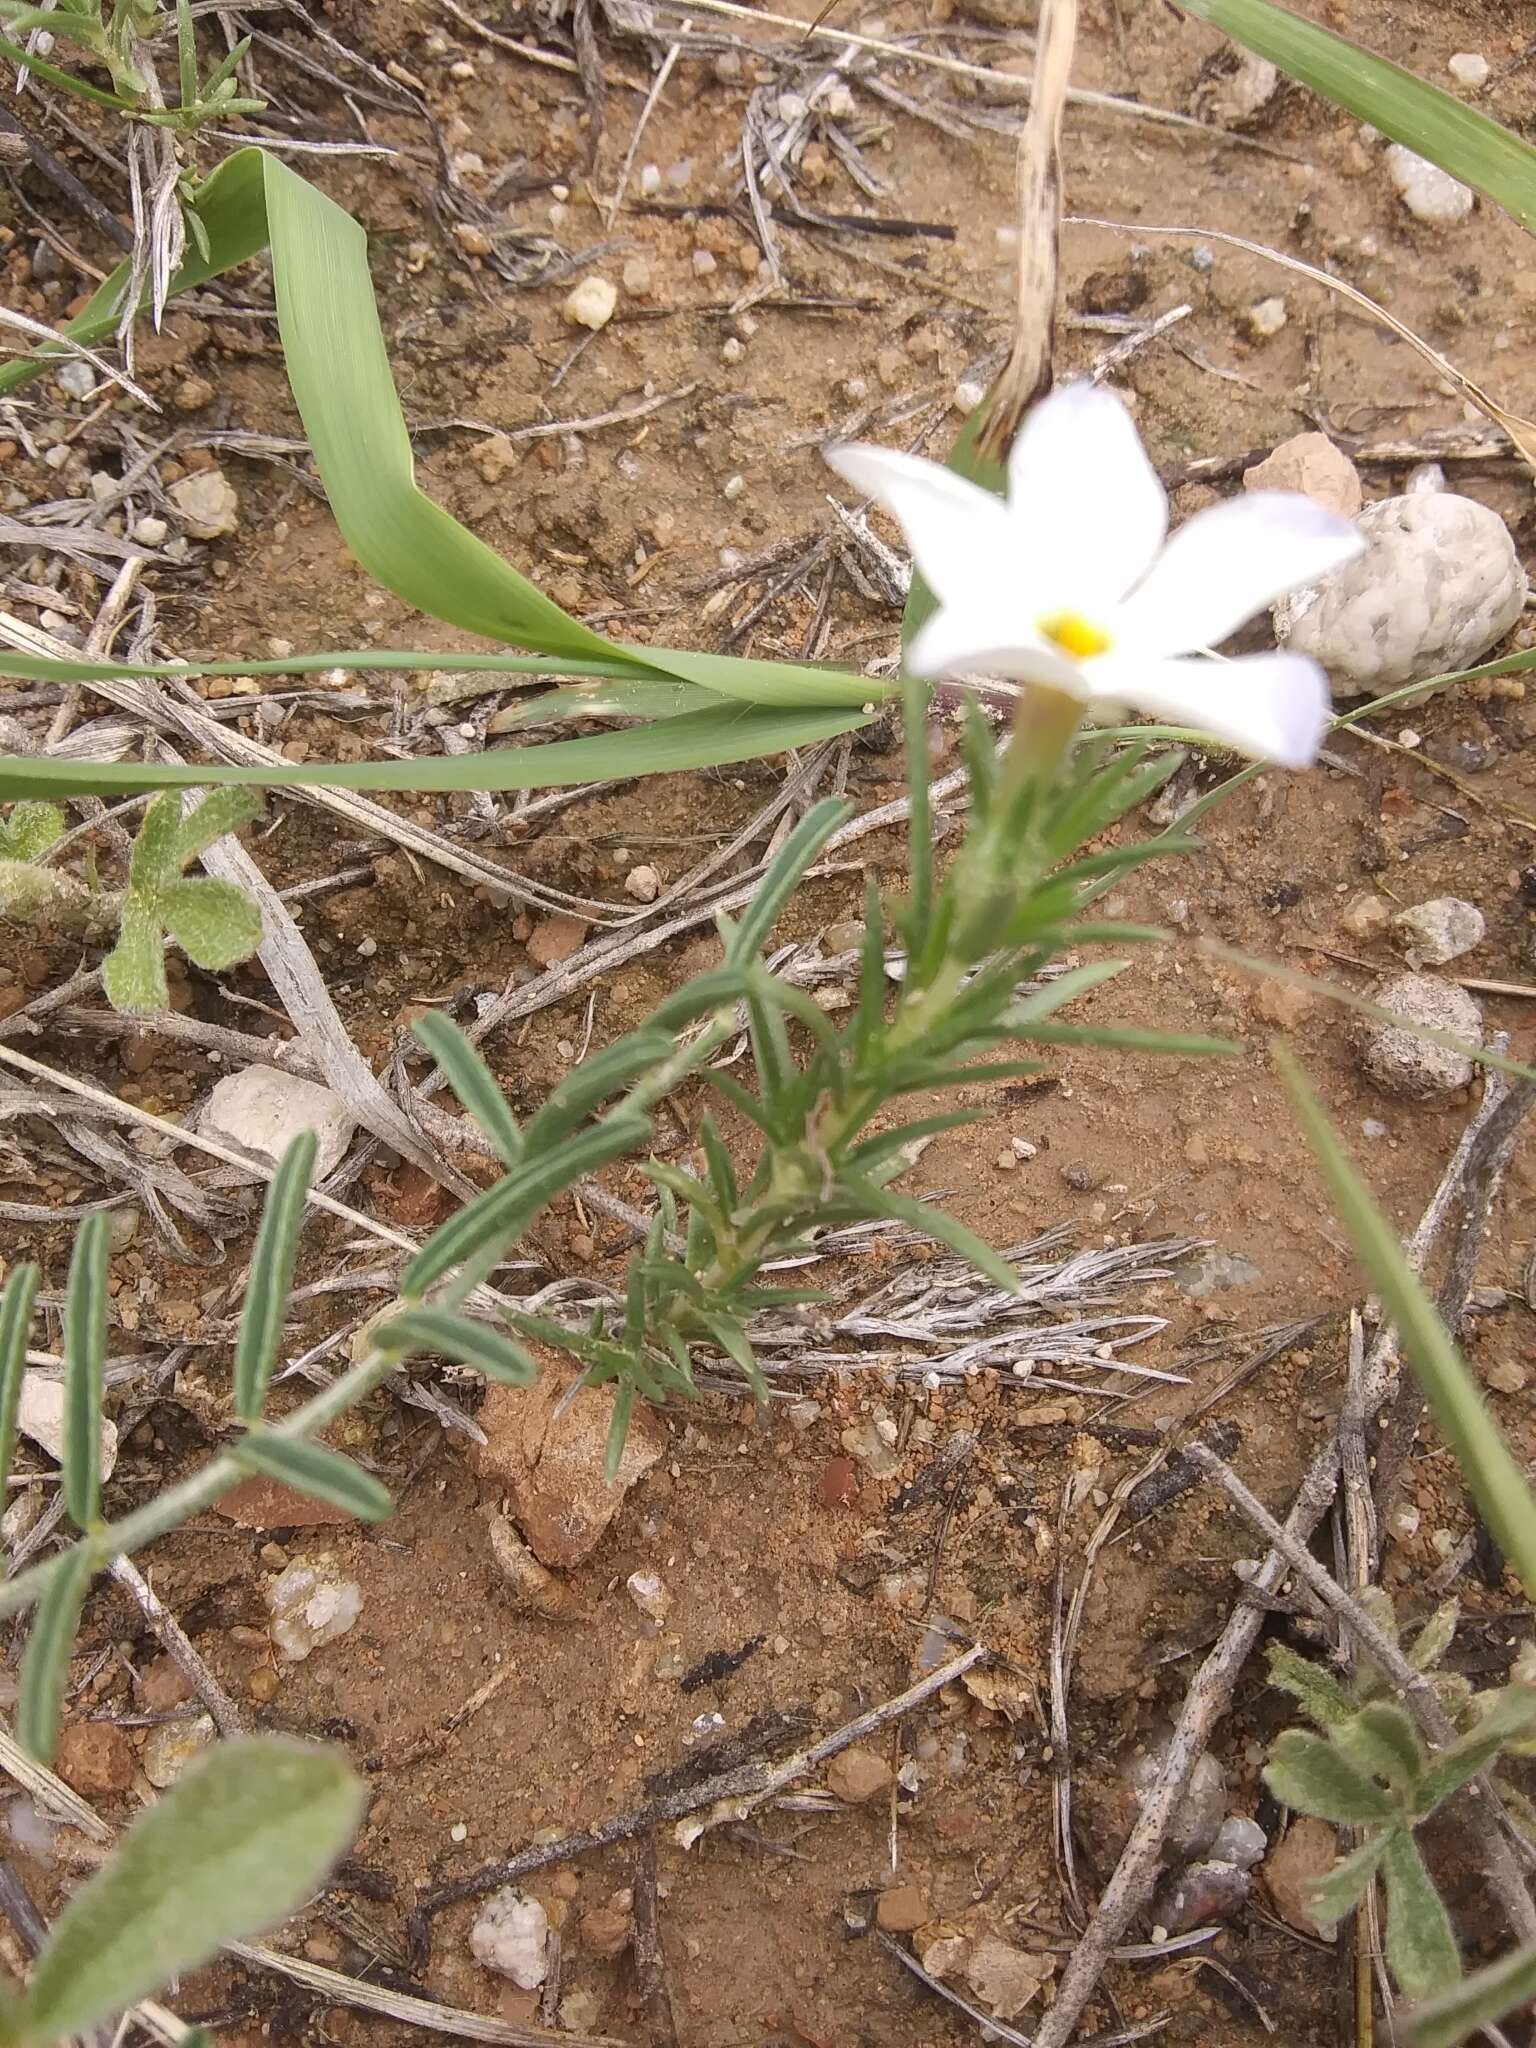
[
  {"xmin": 1118, "ymin": 492, "xmax": 1364, "ymax": 655},
  {"xmin": 824, "ymin": 442, "xmax": 1014, "ymax": 609},
  {"xmin": 1004, "ymin": 381, "xmax": 1168, "ymax": 605},
  {"xmin": 908, "ymin": 599, "xmax": 1087, "ymax": 695},
  {"xmin": 1083, "ymin": 651, "xmax": 1330, "ymax": 767}
]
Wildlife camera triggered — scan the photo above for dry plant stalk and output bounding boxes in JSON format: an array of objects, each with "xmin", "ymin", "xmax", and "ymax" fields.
[{"xmin": 979, "ymin": 0, "xmax": 1076, "ymax": 456}]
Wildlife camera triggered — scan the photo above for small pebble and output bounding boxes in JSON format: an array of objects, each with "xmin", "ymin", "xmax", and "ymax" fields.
[
  {"xmin": 626, "ymin": 1570, "xmax": 672, "ymax": 1624},
  {"xmin": 720, "ymin": 336, "xmax": 745, "ymax": 364},
  {"xmin": 57, "ymin": 358, "xmax": 96, "ymax": 400},
  {"xmin": 639, "ymin": 163, "xmax": 661, "ymax": 196},
  {"xmin": 826, "ymin": 1747, "xmax": 893, "ymax": 1804},
  {"xmin": 621, "ymin": 255, "xmax": 652, "ymax": 296},
  {"xmin": 1387, "ymin": 143, "xmax": 1474, "ymax": 224},
  {"xmin": 1447, "ymin": 52, "xmax": 1490, "ymax": 88},
  {"xmin": 142, "ymin": 1713, "xmax": 216, "ymax": 1788},
  {"xmin": 266, "ymin": 1556, "xmax": 364, "ymax": 1662},
  {"xmin": 1392, "ymin": 896, "xmax": 1485, "ymax": 968},
  {"xmin": 953, "ymin": 377, "xmax": 987, "ymax": 414},
  {"xmin": 722, "ymin": 472, "xmax": 745, "ymax": 499},
  {"xmin": 1246, "ymin": 295, "xmax": 1287, "ymax": 338},
  {"xmin": 470, "ymin": 1890, "xmax": 549, "ymax": 1987},
  {"xmin": 1362, "ymin": 974, "xmax": 1483, "ymax": 1098},
  {"xmin": 563, "ymin": 276, "xmax": 617, "ymax": 331},
  {"xmin": 691, "ymin": 249, "xmax": 717, "ymax": 277},
  {"xmin": 623, "ymin": 863, "xmax": 660, "ymax": 903},
  {"xmin": 131, "ymin": 514, "xmax": 169, "ymax": 547}
]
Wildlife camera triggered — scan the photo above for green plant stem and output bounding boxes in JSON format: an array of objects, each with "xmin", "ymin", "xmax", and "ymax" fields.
[{"xmin": 0, "ymin": 1338, "xmax": 403, "ymax": 1621}]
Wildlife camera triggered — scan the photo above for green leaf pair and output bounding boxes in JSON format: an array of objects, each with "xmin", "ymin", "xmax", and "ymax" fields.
[{"xmin": 101, "ymin": 789, "xmax": 263, "ymax": 1013}]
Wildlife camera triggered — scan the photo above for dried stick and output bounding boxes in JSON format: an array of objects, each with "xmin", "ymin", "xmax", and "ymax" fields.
[
  {"xmin": 1031, "ymin": 1069, "xmax": 1536, "ymax": 2048},
  {"xmin": 413, "ymin": 1644, "xmax": 985, "ymax": 1930},
  {"xmin": 108, "ymin": 1554, "xmax": 247, "ymax": 1739}
]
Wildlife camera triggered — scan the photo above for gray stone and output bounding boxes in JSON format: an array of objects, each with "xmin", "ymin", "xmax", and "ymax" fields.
[
  {"xmin": 168, "ymin": 468, "xmax": 239, "ymax": 540},
  {"xmin": 203, "ymin": 1065, "xmax": 355, "ymax": 1181},
  {"xmin": 142, "ymin": 1713, "xmax": 215, "ymax": 1788},
  {"xmin": 1177, "ymin": 1249, "xmax": 1263, "ymax": 1299},
  {"xmin": 1274, "ymin": 493, "xmax": 1526, "ymax": 697},
  {"xmin": 1124, "ymin": 1743, "xmax": 1227, "ymax": 1863},
  {"xmin": 1363, "ymin": 974, "xmax": 1483, "ymax": 1098},
  {"xmin": 1387, "ymin": 144, "xmax": 1474, "ymax": 224},
  {"xmin": 1210, "ymin": 1814, "xmax": 1268, "ymax": 1871},
  {"xmin": 1392, "ymin": 896, "xmax": 1485, "ymax": 968}
]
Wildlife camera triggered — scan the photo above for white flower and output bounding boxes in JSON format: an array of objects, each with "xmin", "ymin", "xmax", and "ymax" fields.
[{"xmin": 826, "ymin": 380, "xmax": 1366, "ymax": 768}]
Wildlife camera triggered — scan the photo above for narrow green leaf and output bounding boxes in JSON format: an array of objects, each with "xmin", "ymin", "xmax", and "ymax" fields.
[
  {"xmin": 0, "ymin": 1263, "xmax": 39, "ymax": 1501},
  {"xmin": 1308, "ymin": 1833, "xmax": 1389, "ymax": 1929},
  {"xmin": 17, "ymin": 1547, "xmax": 92, "ymax": 1765},
  {"xmin": 1278, "ymin": 1048, "xmax": 1536, "ymax": 1598},
  {"xmin": 603, "ymin": 1379, "xmax": 636, "ymax": 1485},
  {"xmin": 403, "ymin": 1114, "xmax": 649, "ymax": 1296},
  {"xmin": 411, "ymin": 1013, "xmax": 522, "ymax": 1169},
  {"xmin": 233, "ymin": 1132, "xmax": 315, "ymax": 1423},
  {"xmin": 1334, "ymin": 1702, "xmax": 1424, "ymax": 1792},
  {"xmin": 172, "ymin": 786, "xmax": 263, "ymax": 867},
  {"xmin": 1382, "ymin": 1827, "xmax": 1462, "ymax": 2001},
  {"xmin": 1263, "ymin": 1729, "xmax": 1397, "ymax": 1823},
  {"xmin": 845, "ymin": 1174, "xmax": 1021, "ymax": 1295},
  {"xmin": 20, "ymin": 1738, "xmax": 364, "ymax": 2038},
  {"xmin": 1009, "ymin": 959, "xmax": 1129, "ymax": 1023},
  {"xmin": 101, "ymin": 901, "xmax": 169, "ymax": 1014},
  {"xmin": 1416, "ymin": 1687, "xmax": 1536, "ymax": 1811},
  {"xmin": 231, "ymin": 1433, "xmax": 391, "ymax": 1523},
  {"xmin": 0, "ymin": 29, "xmax": 125, "ymax": 104},
  {"xmin": 1409, "ymin": 1939, "xmax": 1536, "ymax": 2048},
  {"xmin": 727, "ymin": 798, "xmax": 850, "ymax": 964},
  {"xmin": 1177, "ymin": 0, "xmax": 1536, "ymax": 236},
  {"xmin": 1266, "ymin": 1642, "xmax": 1355, "ymax": 1728},
  {"xmin": 0, "ymin": 702, "xmax": 871, "ymax": 801},
  {"xmin": 158, "ymin": 876, "xmax": 264, "ymax": 971},
  {"xmin": 903, "ymin": 669, "xmax": 933, "ymax": 954},
  {"xmin": 374, "ymin": 1307, "xmax": 539, "ymax": 1385},
  {"xmin": 1011, "ymin": 1019, "xmax": 1244, "ymax": 1057},
  {"xmin": 1409, "ymin": 1602, "xmax": 1459, "ymax": 1673},
  {"xmin": 175, "ymin": 0, "xmax": 197, "ymax": 108},
  {"xmin": 528, "ymin": 1032, "xmax": 675, "ymax": 1140},
  {"xmin": 62, "ymin": 1211, "xmax": 108, "ymax": 1528}
]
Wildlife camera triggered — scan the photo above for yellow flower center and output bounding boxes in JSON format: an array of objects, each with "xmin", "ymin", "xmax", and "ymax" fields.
[{"xmin": 1038, "ymin": 611, "xmax": 1112, "ymax": 661}]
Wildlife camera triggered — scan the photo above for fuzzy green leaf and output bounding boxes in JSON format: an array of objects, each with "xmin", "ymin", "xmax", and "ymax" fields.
[
  {"xmin": 1263, "ymin": 1729, "xmax": 1397, "ymax": 1823},
  {"xmin": 231, "ymin": 1432, "xmax": 391, "ymax": 1523},
  {"xmin": 1266, "ymin": 1641, "xmax": 1355, "ymax": 1728},
  {"xmin": 1382, "ymin": 1826, "xmax": 1462, "ymax": 2001},
  {"xmin": 411, "ymin": 1012, "xmax": 522, "ymax": 1170},
  {"xmin": 1334, "ymin": 1702, "xmax": 1424, "ymax": 1793},
  {"xmin": 1416, "ymin": 1687, "xmax": 1536, "ymax": 1812},
  {"xmin": 0, "ymin": 801, "xmax": 65, "ymax": 862},
  {"xmin": 19, "ymin": 1738, "xmax": 364, "ymax": 2040},
  {"xmin": 156, "ymin": 876, "xmax": 264, "ymax": 971},
  {"xmin": 1409, "ymin": 1939, "xmax": 1536, "ymax": 2048},
  {"xmin": 375, "ymin": 1308, "xmax": 539, "ymax": 1385},
  {"xmin": 128, "ymin": 793, "xmax": 183, "ymax": 893},
  {"xmin": 1308, "ymin": 1832, "xmax": 1390, "ymax": 1929},
  {"xmin": 17, "ymin": 1547, "xmax": 92, "ymax": 1765},
  {"xmin": 172, "ymin": 786, "xmax": 263, "ymax": 867},
  {"xmin": 233, "ymin": 1132, "xmax": 315, "ymax": 1424},
  {"xmin": 101, "ymin": 901, "xmax": 168, "ymax": 1014},
  {"xmin": 1409, "ymin": 1602, "xmax": 1459, "ymax": 1673}
]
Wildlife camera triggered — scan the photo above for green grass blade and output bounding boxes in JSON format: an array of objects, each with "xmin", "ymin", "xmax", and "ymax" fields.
[
  {"xmin": 411, "ymin": 1014, "xmax": 522, "ymax": 1169},
  {"xmin": 0, "ymin": 1263, "xmax": 39, "ymax": 1501},
  {"xmin": 0, "ymin": 702, "xmax": 869, "ymax": 800},
  {"xmin": 231, "ymin": 1434, "xmax": 391, "ymax": 1522},
  {"xmin": 18, "ymin": 1547, "xmax": 92, "ymax": 1764},
  {"xmin": 374, "ymin": 1308, "xmax": 538, "ymax": 1384},
  {"xmin": 1178, "ymin": 0, "xmax": 1536, "ymax": 235},
  {"xmin": 20, "ymin": 1738, "xmax": 363, "ymax": 2039},
  {"xmin": 259, "ymin": 155, "xmax": 629, "ymax": 669},
  {"xmin": 233, "ymin": 1132, "xmax": 315, "ymax": 1424},
  {"xmin": 1278, "ymin": 1046, "xmax": 1536, "ymax": 1598},
  {"xmin": 62, "ymin": 1211, "xmax": 109, "ymax": 1528}
]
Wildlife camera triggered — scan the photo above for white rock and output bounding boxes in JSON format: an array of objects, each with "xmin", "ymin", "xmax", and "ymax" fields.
[
  {"xmin": 143, "ymin": 1713, "xmax": 215, "ymax": 1788},
  {"xmin": 626, "ymin": 1570, "xmax": 671, "ymax": 1624},
  {"xmin": 953, "ymin": 378, "xmax": 988, "ymax": 415},
  {"xmin": 1447, "ymin": 52, "xmax": 1490, "ymax": 89},
  {"xmin": 57, "ymin": 359, "xmax": 96, "ymax": 400},
  {"xmin": 1246, "ymin": 296, "xmax": 1287, "ymax": 338},
  {"xmin": 638, "ymin": 163, "xmax": 661, "ymax": 196},
  {"xmin": 470, "ymin": 1889, "xmax": 549, "ymax": 1987},
  {"xmin": 16, "ymin": 1373, "xmax": 118, "ymax": 1481},
  {"xmin": 131, "ymin": 514, "xmax": 169, "ymax": 546},
  {"xmin": 266, "ymin": 1556, "xmax": 364, "ymax": 1662},
  {"xmin": 1387, "ymin": 144, "xmax": 1474, "ymax": 224},
  {"xmin": 1405, "ymin": 462, "xmax": 1446, "ymax": 496},
  {"xmin": 562, "ymin": 276, "xmax": 617, "ymax": 331},
  {"xmin": 203, "ymin": 1065, "xmax": 355, "ymax": 1181},
  {"xmin": 623, "ymin": 863, "xmax": 660, "ymax": 903},
  {"xmin": 1363, "ymin": 974, "xmax": 1482, "ymax": 1098},
  {"xmin": 1273, "ymin": 493, "xmax": 1527, "ymax": 697},
  {"xmin": 168, "ymin": 468, "xmax": 239, "ymax": 540},
  {"xmin": 1392, "ymin": 896, "xmax": 1485, "ymax": 968}
]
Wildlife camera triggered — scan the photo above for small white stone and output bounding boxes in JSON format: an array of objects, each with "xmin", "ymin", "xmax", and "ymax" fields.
[
  {"xmin": 131, "ymin": 513, "xmax": 169, "ymax": 547},
  {"xmin": 1387, "ymin": 143, "xmax": 1474, "ymax": 224},
  {"xmin": 56, "ymin": 358, "xmax": 96, "ymax": 400},
  {"xmin": 470, "ymin": 1890, "xmax": 549, "ymax": 1988},
  {"xmin": 623, "ymin": 863, "xmax": 660, "ymax": 903},
  {"xmin": 1246, "ymin": 296, "xmax": 1287, "ymax": 338},
  {"xmin": 626, "ymin": 1570, "xmax": 671, "ymax": 1624},
  {"xmin": 691, "ymin": 248, "xmax": 716, "ymax": 277},
  {"xmin": 1405, "ymin": 461, "xmax": 1446, "ymax": 496},
  {"xmin": 451, "ymin": 1821, "xmax": 468, "ymax": 1842},
  {"xmin": 1392, "ymin": 896, "xmax": 1485, "ymax": 968},
  {"xmin": 1447, "ymin": 52, "xmax": 1490, "ymax": 88},
  {"xmin": 1009, "ymin": 1137, "xmax": 1038, "ymax": 1161},
  {"xmin": 203, "ymin": 1065, "xmax": 356, "ymax": 1181},
  {"xmin": 639, "ymin": 163, "xmax": 661, "ymax": 195},
  {"xmin": 142, "ymin": 1714, "xmax": 215, "ymax": 1788},
  {"xmin": 953, "ymin": 378, "xmax": 987, "ymax": 414},
  {"xmin": 169, "ymin": 468, "xmax": 239, "ymax": 540},
  {"xmin": 563, "ymin": 275, "xmax": 617, "ymax": 331},
  {"xmin": 266, "ymin": 1556, "xmax": 364, "ymax": 1663},
  {"xmin": 16, "ymin": 1373, "xmax": 117, "ymax": 1482},
  {"xmin": 720, "ymin": 337, "xmax": 745, "ymax": 365},
  {"xmin": 721, "ymin": 473, "xmax": 745, "ymax": 500}
]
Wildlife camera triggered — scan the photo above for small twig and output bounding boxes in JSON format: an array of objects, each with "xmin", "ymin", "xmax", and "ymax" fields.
[{"xmin": 108, "ymin": 1555, "xmax": 246, "ymax": 1738}]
